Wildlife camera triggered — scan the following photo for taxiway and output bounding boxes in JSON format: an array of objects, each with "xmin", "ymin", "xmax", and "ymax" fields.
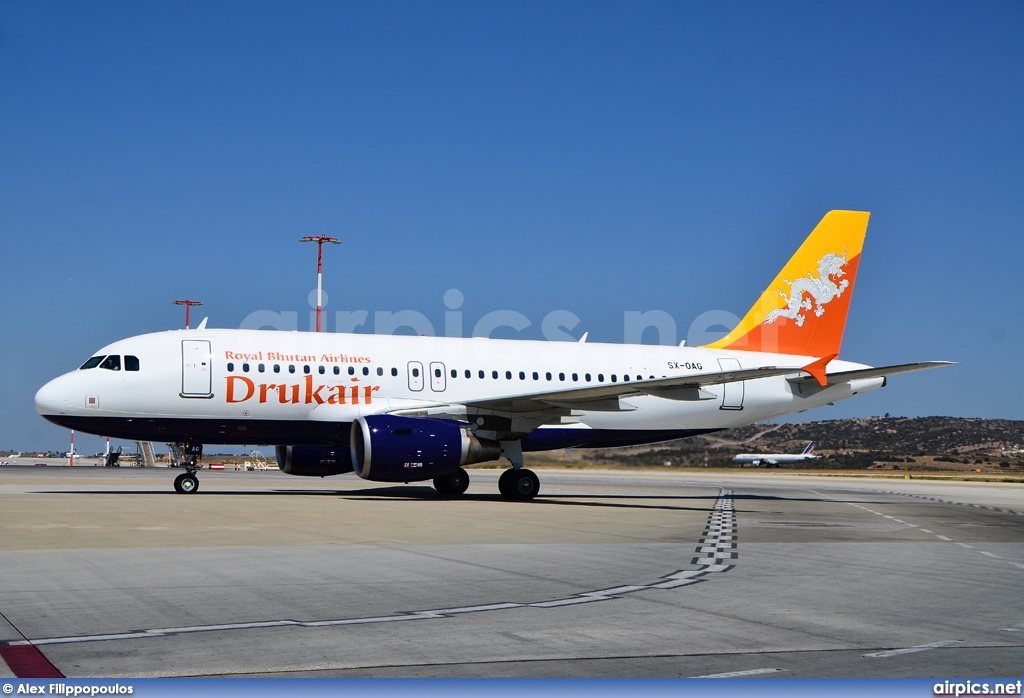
[{"xmin": 0, "ymin": 467, "xmax": 1021, "ymax": 678}]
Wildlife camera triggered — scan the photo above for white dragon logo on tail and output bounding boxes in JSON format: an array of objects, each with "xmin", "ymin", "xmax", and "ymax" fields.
[{"xmin": 764, "ymin": 250, "xmax": 849, "ymax": 327}]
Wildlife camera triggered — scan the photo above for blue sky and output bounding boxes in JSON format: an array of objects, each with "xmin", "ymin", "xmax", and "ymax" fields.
[{"xmin": 1, "ymin": 1, "xmax": 1021, "ymax": 453}]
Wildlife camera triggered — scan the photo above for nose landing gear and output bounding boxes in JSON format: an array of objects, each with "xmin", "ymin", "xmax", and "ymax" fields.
[
  {"xmin": 173, "ymin": 471, "xmax": 199, "ymax": 494},
  {"xmin": 172, "ymin": 441, "xmax": 203, "ymax": 494}
]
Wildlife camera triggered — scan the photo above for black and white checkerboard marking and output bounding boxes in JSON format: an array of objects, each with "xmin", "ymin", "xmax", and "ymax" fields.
[
  {"xmin": 873, "ymin": 489, "xmax": 1023, "ymax": 516},
  {"xmin": 691, "ymin": 488, "xmax": 738, "ymax": 566}
]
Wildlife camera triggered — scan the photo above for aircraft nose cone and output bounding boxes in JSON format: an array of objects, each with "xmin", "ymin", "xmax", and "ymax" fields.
[{"xmin": 35, "ymin": 378, "xmax": 68, "ymax": 416}]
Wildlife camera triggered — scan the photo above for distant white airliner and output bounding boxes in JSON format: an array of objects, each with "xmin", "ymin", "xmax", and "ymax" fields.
[
  {"xmin": 35, "ymin": 211, "xmax": 952, "ymax": 499},
  {"xmin": 733, "ymin": 442, "xmax": 819, "ymax": 466}
]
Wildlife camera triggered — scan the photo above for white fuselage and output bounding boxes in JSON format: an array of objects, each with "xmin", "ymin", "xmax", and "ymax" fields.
[{"xmin": 34, "ymin": 328, "xmax": 884, "ymax": 450}]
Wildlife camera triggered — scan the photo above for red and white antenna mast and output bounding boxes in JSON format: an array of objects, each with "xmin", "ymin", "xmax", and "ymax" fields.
[
  {"xmin": 173, "ymin": 299, "xmax": 203, "ymax": 329},
  {"xmin": 299, "ymin": 236, "xmax": 341, "ymax": 332}
]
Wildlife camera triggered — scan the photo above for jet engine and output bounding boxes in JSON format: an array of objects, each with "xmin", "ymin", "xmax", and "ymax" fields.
[
  {"xmin": 350, "ymin": 414, "xmax": 501, "ymax": 482},
  {"xmin": 276, "ymin": 445, "xmax": 354, "ymax": 477}
]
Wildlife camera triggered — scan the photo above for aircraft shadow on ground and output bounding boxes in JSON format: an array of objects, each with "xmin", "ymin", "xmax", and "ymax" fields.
[{"xmin": 33, "ymin": 487, "xmax": 855, "ymax": 513}]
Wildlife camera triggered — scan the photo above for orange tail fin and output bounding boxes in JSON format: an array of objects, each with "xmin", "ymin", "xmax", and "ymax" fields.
[{"xmin": 703, "ymin": 210, "xmax": 869, "ymax": 358}]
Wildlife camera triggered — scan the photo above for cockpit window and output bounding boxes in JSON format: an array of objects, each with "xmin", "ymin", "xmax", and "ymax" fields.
[
  {"xmin": 80, "ymin": 356, "xmax": 105, "ymax": 370},
  {"xmin": 125, "ymin": 355, "xmax": 140, "ymax": 371},
  {"xmin": 99, "ymin": 355, "xmax": 121, "ymax": 371}
]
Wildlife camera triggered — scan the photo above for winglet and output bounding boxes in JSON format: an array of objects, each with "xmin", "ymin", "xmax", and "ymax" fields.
[{"xmin": 801, "ymin": 353, "xmax": 836, "ymax": 387}]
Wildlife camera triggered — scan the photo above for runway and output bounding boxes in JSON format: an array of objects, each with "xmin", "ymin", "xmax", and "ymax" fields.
[{"xmin": 0, "ymin": 467, "xmax": 1021, "ymax": 678}]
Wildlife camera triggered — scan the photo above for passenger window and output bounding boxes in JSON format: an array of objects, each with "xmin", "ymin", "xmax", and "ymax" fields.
[
  {"xmin": 505, "ymin": 371, "xmax": 512, "ymax": 380},
  {"xmin": 478, "ymin": 370, "xmax": 485, "ymax": 379},
  {"xmin": 465, "ymin": 370, "xmax": 471, "ymax": 378},
  {"xmin": 274, "ymin": 364, "xmax": 281, "ymax": 373},
  {"xmin": 611, "ymin": 375, "xmax": 617, "ymax": 382},
  {"xmin": 391, "ymin": 367, "xmax": 398, "ymax": 376},
  {"xmin": 99, "ymin": 355, "xmax": 121, "ymax": 371},
  {"xmin": 572, "ymin": 373, "xmax": 578, "ymax": 381},
  {"xmin": 558, "ymin": 372, "xmax": 565, "ymax": 381},
  {"xmin": 451, "ymin": 369, "xmax": 457, "ymax": 378},
  {"xmin": 546, "ymin": 372, "xmax": 552, "ymax": 381},
  {"xmin": 412, "ymin": 367, "xmax": 420, "ymax": 377},
  {"xmin": 435, "ymin": 368, "xmax": 442, "ymax": 378},
  {"xmin": 533, "ymin": 372, "xmax": 539, "ymax": 380},
  {"xmin": 598, "ymin": 374, "xmax": 604, "ymax": 382},
  {"xmin": 348, "ymin": 366, "xmax": 355, "ymax": 375},
  {"xmin": 378, "ymin": 367, "xmax": 385, "ymax": 376},
  {"xmin": 243, "ymin": 363, "xmax": 250, "ymax": 373},
  {"xmin": 363, "ymin": 367, "xmax": 369, "ymax": 376},
  {"xmin": 288, "ymin": 365, "xmax": 295, "ymax": 374},
  {"xmin": 519, "ymin": 371, "xmax": 525, "ymax": 380},
  {"xmin": 585, "ymin": 373, "xmax": 591, "ymax": 382},
  {"xmin": 258, "ymin": 364, "xmax": 265, "ymax": 373},
  {"xmin": 492, "ymin": 371, "xmax": 498, "ymax": 379},
  {"xmin": 303, "ymin": 365, "xmax": 310, "ymax": 374},
  {"xmin": 623, "ymin": 375, "xmax": 630, "ymax": 382},
  {"xmin": 80, "ymin": 356, "xmax": 104, "ymax": 370},
  {"xmin": 124, "ymin": 355, "xmax": 140, "ymax": 371},
  {"xmin": 227, "ymin": 362, "xmax": 235, "ymax": 373},
  {"xmin": 318, "ymin": 366, "xmax": 325, "ymax": 375}
]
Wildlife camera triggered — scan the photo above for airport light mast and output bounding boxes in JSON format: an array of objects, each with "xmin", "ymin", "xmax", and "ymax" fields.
[
  {"xmin": 299, "ymin": 235, "xmax": 340, "ymax": 332},
  {"xmin": 173, "ymin": 299, "xmax": 203, "ymax": 329}
]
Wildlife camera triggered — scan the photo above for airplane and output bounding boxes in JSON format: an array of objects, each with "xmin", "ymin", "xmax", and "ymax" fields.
[
  {"xmin": 34, "ymin": 211, "xmax": 953, "ymax": 499},
  {"xmin": 732, "ymin": 441, "xmax": 819, "ymax": 467}
]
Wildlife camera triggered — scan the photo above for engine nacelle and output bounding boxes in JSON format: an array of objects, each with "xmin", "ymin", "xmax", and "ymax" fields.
[
  {"xmin": 350, "ymin": 414, "xmax": 501, "ymax": 482},
  {"xmin": 276, "ymin": 445, "xmax": 354, "ymax": 477}
]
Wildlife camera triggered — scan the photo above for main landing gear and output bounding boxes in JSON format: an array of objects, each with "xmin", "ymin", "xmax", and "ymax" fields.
[
  {"xmin": 433, "ymin": 468, "xmax": 470, "ymax": 496},
  {"xmin": 498, "ymin": 468, "xmax": 539, "ymax": 501},
  {"xmin": 430, "ymin": 466, "xmax": 541, "ymax": 500}
]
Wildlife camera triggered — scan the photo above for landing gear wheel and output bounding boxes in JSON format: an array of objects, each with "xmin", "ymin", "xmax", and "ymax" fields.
[
  {"xmin": 498, "ymin": 468, "xmax": 539, "ymax": 501},
  {"xmin": 498, "ymin": 469, "xmax": 515, "ymax": 498},
  {"xmin": 174, "ymin": 472, "xmax": 199, "ymax": 494},
  {"xmin": 433, "ymin": 468, "xmax": 470, "ymax": 496}
]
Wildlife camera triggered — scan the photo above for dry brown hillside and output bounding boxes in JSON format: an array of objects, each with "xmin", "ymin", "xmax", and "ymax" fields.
[{"xmin": 558, "ymin": 417, "xmax": 1024, "ymax": 473}]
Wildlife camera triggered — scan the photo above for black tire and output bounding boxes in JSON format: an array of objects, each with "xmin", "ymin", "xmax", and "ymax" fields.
[
  {"xmin": 499, "ymin": 468, "xmax": 539, "ymax": 501},
  {"xmin": 512, "ymin": 469, "xmax": 539, "ymax": 500},
  {"xmin": 498, "ymin": 468, "xmax": 515, "ymax": 498},
  {"xmin": 176, "ymin": 473, "xmax": 199, "ymax": 494},
  {"xmin": 433, "ymin": 468, "xmax": 470, "ymax": 496}
]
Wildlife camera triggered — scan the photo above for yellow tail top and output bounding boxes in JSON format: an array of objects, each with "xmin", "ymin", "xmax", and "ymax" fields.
[{"xmin": 703, "ymin": 210, "xmax": 870, "ymax": 358}]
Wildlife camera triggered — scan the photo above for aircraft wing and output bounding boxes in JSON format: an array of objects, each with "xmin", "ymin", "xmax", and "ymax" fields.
[
  {"xmin": 389, "ymin": 361, "xmax": 954, "ymax": 424},
  {"xmin": 464, "ymin": 365, "xmax": 803, "ymax": 413}
]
